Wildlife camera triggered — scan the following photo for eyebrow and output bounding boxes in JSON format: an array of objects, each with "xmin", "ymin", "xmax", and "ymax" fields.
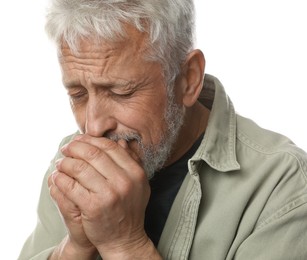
[{"xmin": 63, "ymin": 78, "xmax": 133, "ymax": 90}]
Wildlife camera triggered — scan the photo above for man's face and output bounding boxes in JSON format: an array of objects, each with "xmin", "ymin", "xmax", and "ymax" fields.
[{"xmin": 59, "ymin": 28, "xmax": 184, "ymax": 177}]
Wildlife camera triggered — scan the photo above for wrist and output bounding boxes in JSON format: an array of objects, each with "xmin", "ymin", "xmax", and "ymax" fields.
[
  {"xmin": 49, "ymin": 235, "xmax": 98, "ymax": 260},
  {"xmin": 97, "ymin": 235, "xmax": 162, "ymax": 260}
]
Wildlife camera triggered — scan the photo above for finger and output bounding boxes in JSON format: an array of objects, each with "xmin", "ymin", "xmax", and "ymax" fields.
[
  {"xmin": 51, "ymin": 170, "xmax": 92, "ymax": 208},
  {"xmin": 61, "ymin": 140, "xmax": 124, "ymax": 182},
  {"xmin": 62, "ymin": 138, "xmax": 144, "ymax": 181},
  {"xmin": 117, "ymin": 139, "xmax": 128, "ymax": 148},
  {"xmin": 56, "ymin": 157, "xmax": 107, "ymax": 193},
  {"xmin": 83, "ymin": 138, "xmax": 148, "ymax": 195},
  {"xmin": 75, "ymin": 134, "xmax": 142, "ymax": 164},
  {"xmin": 49, "ymin": 174, "xmax": 81, "ymax": 218},
  {"xmin": 117, "ymin": 139, "xmax": 141, "ymax": 163}
]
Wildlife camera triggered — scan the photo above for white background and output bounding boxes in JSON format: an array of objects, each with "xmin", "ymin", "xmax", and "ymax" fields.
[{"xmin": 0, "ymin": 1, "xmax": 306, "ymax": 259}]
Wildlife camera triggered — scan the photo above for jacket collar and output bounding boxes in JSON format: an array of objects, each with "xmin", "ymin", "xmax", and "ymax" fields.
[{"xmin": 192, "ymin": 74, "xmax": 240, "ymax": 172}]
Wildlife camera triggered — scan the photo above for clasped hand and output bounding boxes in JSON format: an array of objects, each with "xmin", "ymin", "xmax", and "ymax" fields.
[{"xmin": 48, "ymin": 134, "xmax": 151, "ymax": 258}]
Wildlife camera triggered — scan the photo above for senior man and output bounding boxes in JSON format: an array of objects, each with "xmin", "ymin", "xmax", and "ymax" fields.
[{"xmin": 19, "ymin": 0, "xmax": 307, "ymax": 259}]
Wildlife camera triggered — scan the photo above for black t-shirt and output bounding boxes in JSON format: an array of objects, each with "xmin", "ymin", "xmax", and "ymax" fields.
[{"xmin": 144, "ymin": 134, "xmax": 204, "ymax": 246}]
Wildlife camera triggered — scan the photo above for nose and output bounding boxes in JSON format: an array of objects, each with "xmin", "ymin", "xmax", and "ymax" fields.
[{"xmin": 84, "ymin": 97, "xmax": 117, "ymax": 137}]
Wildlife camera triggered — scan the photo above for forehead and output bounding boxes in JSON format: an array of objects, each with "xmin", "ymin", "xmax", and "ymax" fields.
[
  {"xmin": 58, "ymin": 25, "xmax": 164, "ymax": 88},
  {"xmin": 59, "ymin": 23, "xmax": 150, "ymax": 64}
]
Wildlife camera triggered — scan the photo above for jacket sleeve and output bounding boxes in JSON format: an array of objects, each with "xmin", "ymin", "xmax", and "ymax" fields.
[
  {"xmin": 234, "ymin": 149, "xmax": 307, "ymax": 260},
  {"xmin": 234, "ymin": 198, "xmax": 307, "ymax": 260},
  {"xmin": 17, "ymin": 134, "xmax": 76, "ymax": 260}
]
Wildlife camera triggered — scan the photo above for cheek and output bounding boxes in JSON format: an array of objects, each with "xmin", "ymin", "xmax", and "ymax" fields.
[{"xmin": 119, "ymin": 99, "xmax": 168, "ymax": 142}]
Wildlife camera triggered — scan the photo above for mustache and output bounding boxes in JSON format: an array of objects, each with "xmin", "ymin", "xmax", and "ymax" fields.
[{"xmin": 105, "ymin": 132, "xmax": 142, "ymax": 144}]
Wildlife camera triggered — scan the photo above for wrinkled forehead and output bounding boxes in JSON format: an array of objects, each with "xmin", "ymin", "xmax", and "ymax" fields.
[
  {"xmin": 57, "ymin": 23, "xmax": 166, "ymax": 90},
  {"xmin": 58, "ymin": 22, "xmax": 151, "ymax": 60}
]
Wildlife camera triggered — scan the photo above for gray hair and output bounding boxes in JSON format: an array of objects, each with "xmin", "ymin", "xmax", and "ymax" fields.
[{"xmin": 45, "ymin": 0, "xmax": 195, "ymax": 86}]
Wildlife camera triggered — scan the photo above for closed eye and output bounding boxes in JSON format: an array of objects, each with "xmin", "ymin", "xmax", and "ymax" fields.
[
  {"xmin": 68, "ymin": 89, "xmax": 88, "ymax": 103},
  {"xmin": 110, "ymin": 89, "xmax": 135, "ymax": 98}
]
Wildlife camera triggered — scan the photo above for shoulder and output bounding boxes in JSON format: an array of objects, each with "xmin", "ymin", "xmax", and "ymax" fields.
[
  {"xmin": 236, "ymin": 114, "xmax": 307, "ymax": 171},
  {"xmin": 235, "ymin": 114, "xmax": 307, "ymax": 227}
]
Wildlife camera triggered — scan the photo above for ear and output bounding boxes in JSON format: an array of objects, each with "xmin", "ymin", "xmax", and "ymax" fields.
[{"xmin": 180, "ymin": 49, "xmax": 205, "ymax": 107}]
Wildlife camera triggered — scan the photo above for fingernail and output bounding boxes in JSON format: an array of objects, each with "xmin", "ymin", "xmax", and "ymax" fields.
[
  {"xmin": 55, "ymin": 159, "xmax": 61, "ymax": 169},
  {"xmin": 51, "ymin": 171, "xmax": 58, "ymax": 185},
  {"xmin": 60, "ymin": 144, "xmax": 68, "ymax": 153}
]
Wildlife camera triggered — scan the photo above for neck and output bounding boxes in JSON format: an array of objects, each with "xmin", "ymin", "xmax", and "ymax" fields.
[{"xmin": 165, "ymin": 101, "xmax": 210, "ymax": 166}]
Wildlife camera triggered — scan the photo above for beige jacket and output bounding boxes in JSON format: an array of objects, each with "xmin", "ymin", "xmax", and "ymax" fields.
[{"xmin": 18, "ymin": 75, "xmax": 307, "ymax": 260}]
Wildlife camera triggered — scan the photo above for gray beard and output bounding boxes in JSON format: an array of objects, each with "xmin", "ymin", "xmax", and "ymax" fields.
[{"xmin": 107, "ymin": 96, "xmax": 185, "ymax": 179}]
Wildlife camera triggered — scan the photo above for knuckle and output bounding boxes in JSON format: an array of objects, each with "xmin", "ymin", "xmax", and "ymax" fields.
[
  {"xmin": 73, "ymin": 160, "xmax": 88, "ymax": 173},
  {"xmin": 102, "ymin": 188, "xmax": 120, "ymax": 208},
  {"xmin": 102, "ymin": 138, "xmax": 117, "ymax": 151},
  {"xmin": 119, "ymin": 178, "xmax": 133, "ymax": 196},
  {"xmin": 133, "ymin": 166, "xmax": 147, "ymax": 182},
  {"xmin": 66, "ymin": 179, "xmax": 78, "ymax": 194},
  {"xmin": 59, "ymin": 175, "xmax": 78, "ymax": 197},
  {"xmin": 85, "ymin": 146, "xmax": 101, "ymax": 161}
]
